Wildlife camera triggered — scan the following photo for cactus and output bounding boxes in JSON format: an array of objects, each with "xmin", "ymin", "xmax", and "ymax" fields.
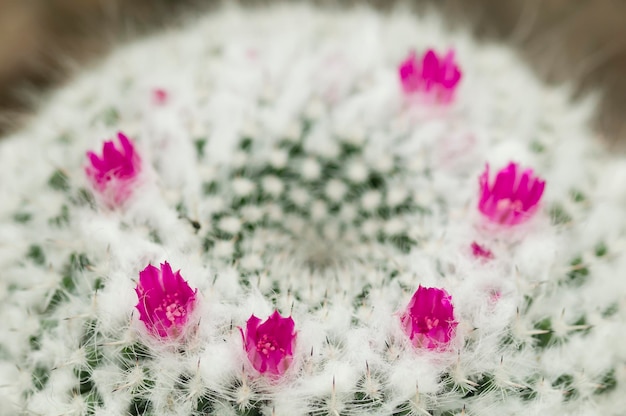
[{"xmin": 0, "ymin": 4, "xmax": 625, "ymax": 416}]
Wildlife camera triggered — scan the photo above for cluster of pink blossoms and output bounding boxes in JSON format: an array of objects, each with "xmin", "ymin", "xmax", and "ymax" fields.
[
  {"xmin": 133, "ymin": 262, "xmax": 457, "ymax": 377},
  {"xmin": 82, "ymin": 48, "xmax": 547, "ymax": 379},
  {"xmin": 134, "ymin": 262, "xmax": 298, "ymax": 377}
]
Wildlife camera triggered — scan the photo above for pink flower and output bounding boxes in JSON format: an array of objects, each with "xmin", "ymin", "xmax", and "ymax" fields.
[
  {"xmin": 241, "ymin": 310, "xmax": 297, "ymax": 377},
  {"xmin": 399, "ymin": 48, "xmax": 462, "ymax": 102},
  {"xmin": 85, "ymin": 132, "xmax": 141, "ymax": 206},
  {"xmin": 471, "ymin": 241, "xmax": 494, "ymax": 261},
  {"xmin": 135, "ymin": 262, "xmax": 197, "ymax": 339},
  {"xmin": 400, "ymin": 285, "xmax": 457, "ymax": 350},
  {"xmin": 478, "ymin": 162, "xmax": 546, "ymax": 226}
]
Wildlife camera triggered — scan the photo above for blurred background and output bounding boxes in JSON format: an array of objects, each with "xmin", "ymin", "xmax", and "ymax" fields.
[{"xmin": 0, "ymin": 0, "xmax": 625, "ymax": 144}]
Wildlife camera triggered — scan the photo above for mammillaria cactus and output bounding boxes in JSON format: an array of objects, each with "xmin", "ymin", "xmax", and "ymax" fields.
[{"xmin": 0, "ymin": 4, "xmax": 625, "ymax": 416}]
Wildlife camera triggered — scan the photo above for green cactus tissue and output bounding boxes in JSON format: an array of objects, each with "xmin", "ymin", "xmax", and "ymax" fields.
[{"xmin": 1, "ymin": 4, "xmax": 625, "ymax": 416}]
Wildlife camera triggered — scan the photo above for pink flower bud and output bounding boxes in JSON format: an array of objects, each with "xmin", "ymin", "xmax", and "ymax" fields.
[
  {"xmin": 400, "ymin": 285, "xmax": 457, "ymax": 350},
  {"xmin": 85, "ymin": 132, "xmax": 141, "ymax": 206},
  {"xmin": 478, "ymin": 162, "xmax": 546, "ymax": 226},
  {"xmin": 471, "ymin": 241, "xmax": 494, "ymax": 261},
  {"xmin": 135, "ymin": 262, "xmax": 197, "ymax": 339},
  {"xmin": 241, "ymin": 310, "xmax": 297, "ymax": 377},
  {"xmin": 152, "ymin": 88, "xmax": 169, "ymax": 105},
  {"xmin": 398, "ymin": 48, "xmax": 461, "ymax": 103}
]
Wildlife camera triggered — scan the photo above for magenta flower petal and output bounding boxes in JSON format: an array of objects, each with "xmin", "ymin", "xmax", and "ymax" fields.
[
  {"xmin": 398, "ymin": 51, "xmax": 421, "ymax": 94},
  {"xmin": 421, "ymin": 49, "xmax": 440, "ymax": 92},
  {"xmin": 439, "ymin": 50, "xmax": 462, "ymax": 90},
  {"xmin": 135, "ymin": 262, "xmax": 197, "ymax": 339},
  {"xmin": 478, "ymin": 162, "xmax": 546, "ymax": 226},
  {"xmin": 399, "ymin": 48, "xmax": 462, "ymax": 103},
  {"xmin": 514, "ymin": 170, "xmax": 532, "ymax": 205},
  {"xmin": 526, "ymin": 179, "xmax": 546, "ymax": 208},
  {"xmin": 240, "ymin": 310, "xmax": 297, "ymax": 377},
  {"xmin": 85, "ymin": 132, "xmax": 141, "ymax": 206},
  {"xmin": 400, "ymin": 285, "xmax": 457, "ymax": 350},
  {"xmin": 491, "ymin": 163, "xmax": 516, "ymax": 199}
]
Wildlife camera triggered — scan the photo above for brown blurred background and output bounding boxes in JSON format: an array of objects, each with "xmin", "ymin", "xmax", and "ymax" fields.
[{"xmin": 0, "ymin": 0, "xmax": 625, "ymax": 144}]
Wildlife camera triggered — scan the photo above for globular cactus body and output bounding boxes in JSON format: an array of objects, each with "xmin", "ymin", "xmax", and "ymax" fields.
[{"xmin": 0, "ymin": 4, "xmax": 625, "ymax": 416}]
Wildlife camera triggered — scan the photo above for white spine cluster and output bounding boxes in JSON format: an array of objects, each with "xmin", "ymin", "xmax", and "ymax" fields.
[{"xmin": 0, "ymin": 4, "xmax": 625, "ymax": 416}]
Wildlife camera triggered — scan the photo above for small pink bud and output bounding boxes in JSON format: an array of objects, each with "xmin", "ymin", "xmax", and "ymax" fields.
[
  {"xmin": 241, "ymin": 310, "xmax": 297, "ymax": 377},
  {"xmin": 478, "ymin": 162, "xmax": 546, "ymax": 226},
  {"xmin": 489, "ymin": 289, "xmax": 502, "ymax": 303},
  {"xmin": 471, "ymin": 241, "xmax": 494, "ymax": 261},
  {"xmin": 400, "ymin": 285, "xmax": 457, "ymax": 350},
  {"xmin": 152, "ymin": 88, "xmax": 169, "ymax": 105},
  {"xmin": 85, "ymin": 132, "xmax": 141, "ymax": 206},
  {"xmin": 398, "ymin": 48, "xmax": 461, "ymax": 103},
  {"xmin": 135, "ymin": 262, "xmax": 197, "ymax": 339}
]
